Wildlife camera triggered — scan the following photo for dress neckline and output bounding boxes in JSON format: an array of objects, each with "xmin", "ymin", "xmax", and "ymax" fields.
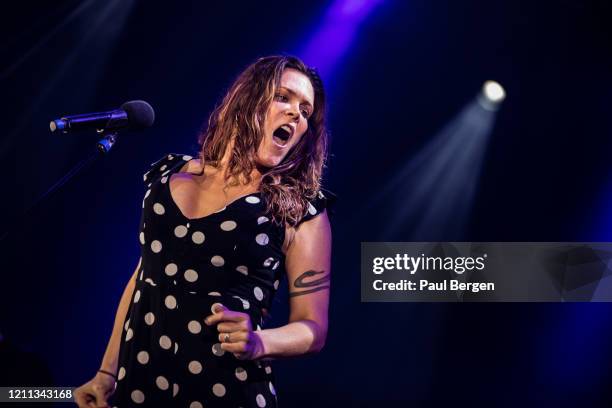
[{"xmin": 166, "ymin": 158, "xmax": 261, "ymax": 222}]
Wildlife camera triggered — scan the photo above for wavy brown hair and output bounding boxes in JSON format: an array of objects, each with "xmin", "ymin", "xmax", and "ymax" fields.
[{"xmin": 197, "ymin": 55, "xmax": 328, "ymax": 226}]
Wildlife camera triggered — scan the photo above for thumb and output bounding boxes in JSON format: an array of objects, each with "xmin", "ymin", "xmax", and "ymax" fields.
[
  {"xmin": 91, "ymin": 383, "xmax": 109, "ymax": 407},
  {"xmin": 211, "ymin": 302, "xmax": 228, "ymax": 314}
]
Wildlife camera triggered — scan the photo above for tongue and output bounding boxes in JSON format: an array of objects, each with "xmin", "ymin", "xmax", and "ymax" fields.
[{"xmin": 273, "ymin": 134, "xmax": 288, "ymax": 147}]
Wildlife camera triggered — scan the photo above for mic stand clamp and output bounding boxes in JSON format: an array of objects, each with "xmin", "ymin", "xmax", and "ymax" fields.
[
  {"xmin": 96, "ymin": 129, "xmax": 119, "ymax": 153},
  {"xmin": 1, "ymin": 127, "xmax": 122, "ymax": 242}
]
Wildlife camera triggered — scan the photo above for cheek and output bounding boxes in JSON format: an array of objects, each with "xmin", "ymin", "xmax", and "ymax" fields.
[
  {"xmin": 267, "ymin": 103, "xmax": 282, "ymax": 122},
  {"xmin": 294, "ymin": 123, "xmax": 309, "ymax": 144}
]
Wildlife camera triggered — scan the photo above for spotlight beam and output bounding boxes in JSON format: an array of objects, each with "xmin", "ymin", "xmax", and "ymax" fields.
[
  {"xmin": 297, "ymin": 0, "xmax": 384, "ymax": 80},
  {"xmin": 368, "ymin": 83, "xmax": 504, "ymax": 241}
]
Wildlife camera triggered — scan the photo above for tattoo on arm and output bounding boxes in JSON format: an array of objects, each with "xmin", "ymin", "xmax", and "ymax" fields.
[{"xmin": 289, "ymin": 270, "xmax": 330, "ymax": 298}]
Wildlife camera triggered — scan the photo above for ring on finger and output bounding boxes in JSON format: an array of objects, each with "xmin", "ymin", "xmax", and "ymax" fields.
[{"xmin": 223, "ymin": 333, "xmax": 231, "ymax": 343}]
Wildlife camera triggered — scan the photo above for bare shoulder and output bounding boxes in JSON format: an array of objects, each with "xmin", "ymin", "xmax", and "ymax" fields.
[
  {"xmin": 283, "ymin": 210, "xmax": 331, "ymax": 254},
  {"xmin": 297, "ymin": 209, "xmax": 331, "ymax": 238},
  {"xmin": 183, "ymin": 158, "xmax": 204, "ymax": 173}
]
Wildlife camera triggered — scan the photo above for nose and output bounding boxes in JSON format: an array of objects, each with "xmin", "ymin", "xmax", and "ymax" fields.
[{"xmin": 285, "ymin": 104, "xmax": 300, "ymax": 123}]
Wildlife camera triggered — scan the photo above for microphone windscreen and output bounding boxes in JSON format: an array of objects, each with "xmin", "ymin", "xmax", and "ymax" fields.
[{"xmin": 121, "ymin": 100, "xmax": 155, "ymax": 130}]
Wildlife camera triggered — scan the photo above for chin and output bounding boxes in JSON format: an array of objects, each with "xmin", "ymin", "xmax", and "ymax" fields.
[
  {"xmin": 255, "ymin": 139, "xmax": 288, "ymax": 169},
  {"xmin": 255, "ymin": 155, "xmax": 283, "ymax": 169}
]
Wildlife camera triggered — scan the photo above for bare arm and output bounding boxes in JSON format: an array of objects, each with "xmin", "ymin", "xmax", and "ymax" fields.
[
  {"xmin": 74, "ymin": 259, "xmax": 141, "ymax": 407},
  {"xmin": 205, "ymin": 211, "xmax": 331, "ymax": 360},
  {"xmin": 256, "ymin": 211, "xmax": 331, "ymax": 358},
  {"xmin": 98, "ymin": 258, "xmax": 141, "ymax": 374}
]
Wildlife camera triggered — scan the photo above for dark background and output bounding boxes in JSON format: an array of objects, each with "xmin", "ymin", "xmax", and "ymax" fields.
[{"xmin": 2, "ymin": 0, "xmax": 612, "ymax": 406}]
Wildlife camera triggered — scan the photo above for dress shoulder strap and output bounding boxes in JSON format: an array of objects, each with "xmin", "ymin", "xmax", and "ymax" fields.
[
  {"xmin": 142, "ymin": 153, "xmax": 194, "ymax": 186},
  {"xmin": 295, "ymin": 188, "xmax": 337, "ymax": 227}
]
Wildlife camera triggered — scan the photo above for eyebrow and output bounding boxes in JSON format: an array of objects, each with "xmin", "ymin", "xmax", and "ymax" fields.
[{"xmin": 279, "ymin": 86, "xmax": 314, "ymax": 108}]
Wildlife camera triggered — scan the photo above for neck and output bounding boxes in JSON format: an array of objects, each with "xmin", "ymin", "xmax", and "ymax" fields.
[{"xmin": 212, "ymin": 138, "xmax": 264, "ymax": 188}]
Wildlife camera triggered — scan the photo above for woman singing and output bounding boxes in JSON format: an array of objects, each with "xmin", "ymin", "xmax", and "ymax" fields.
[{"xmin": 74, "ymin": 55, "xmax": 332, "ymax": 408}]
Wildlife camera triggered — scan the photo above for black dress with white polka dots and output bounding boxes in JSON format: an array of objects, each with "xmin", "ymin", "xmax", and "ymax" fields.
[{"xmin": 110, "ymin": 154, "xmax": 330, "ymax": 408}]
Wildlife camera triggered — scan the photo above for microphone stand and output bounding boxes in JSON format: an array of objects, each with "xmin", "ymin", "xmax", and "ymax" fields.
[
  {"xmin": 97, "ymin": 130, "xmax": 119, "ymax": 153},
  {"xmin": 0, "ymin": 129, "xmax": 121, "ymax": 242}
]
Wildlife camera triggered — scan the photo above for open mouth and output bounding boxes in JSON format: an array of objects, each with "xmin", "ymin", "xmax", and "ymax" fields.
[{"xmin": 272, "ymin": 124, "xmax": 293, "ymax": 147}]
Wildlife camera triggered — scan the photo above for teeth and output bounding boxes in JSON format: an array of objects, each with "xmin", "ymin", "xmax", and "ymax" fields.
[{"xmin": 280, "ymin": 125, "xmax": 292, "ymax": 135}]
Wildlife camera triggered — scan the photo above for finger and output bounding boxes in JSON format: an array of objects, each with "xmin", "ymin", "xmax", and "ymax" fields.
[
  {"xmin": 92, "ymin": 385, "xmax": 109, "ymax": 408},
  {"xmin": 73, "ymin": 389, "xmax": 84, "ymax": 405},
  {"xmin": 219, "ymin": 330, "xmax": 250, "ymax": 343},
  {"xmin": 205, "ymin": 310, "xmax": 246, "ymax": 325},
  {"xmin": 218, "ymin": 331, "xmax": 250, "ymax": 343},
  {"xmin": 218, "ymin": 332, "xmax": 231, "ymax": 343},
  {"xmin": 74, "ymin": 389, "xmax": 95, "ymax": 408},
  {"xmin": 91, "ymin": 397, "xmax": 108, "ymax": 408},
  {"xmin": 210, "ymin": 302, "xmax": 229, "ymax": 313},
  {"xmin": 216, "ymin": 321, "xmax": 243, "ymax": 333},
  {"xmin": 74, "ymin": 394, "xmax": 90, "ymax": 408},
  {"xmin": 86, "ymin": 397, "xmax": 98, "ymax": 408},
  {"xmin": 95, "ymin": 398, "xmax": 111, "ymax": 408}
]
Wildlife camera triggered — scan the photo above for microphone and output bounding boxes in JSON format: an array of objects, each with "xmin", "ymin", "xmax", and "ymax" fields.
[{"xmin": 50, "ymin": 100, "xmax": 155, "ymax": 133}]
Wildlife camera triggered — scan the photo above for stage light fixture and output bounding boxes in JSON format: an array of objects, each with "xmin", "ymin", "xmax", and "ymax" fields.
[{"xmin": 477, "ymin": 80, "xmax": 506, "ymax": 111}]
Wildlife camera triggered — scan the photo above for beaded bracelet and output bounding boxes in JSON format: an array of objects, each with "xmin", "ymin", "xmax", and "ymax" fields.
[{"xmin": 98, "ymin": 369, "xmax": 117, "ymax": 380}]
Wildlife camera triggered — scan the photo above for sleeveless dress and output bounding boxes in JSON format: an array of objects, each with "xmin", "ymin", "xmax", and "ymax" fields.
[{"xmin": 110, "ymin": 153, "xmax": 331, "ymax": 408}]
